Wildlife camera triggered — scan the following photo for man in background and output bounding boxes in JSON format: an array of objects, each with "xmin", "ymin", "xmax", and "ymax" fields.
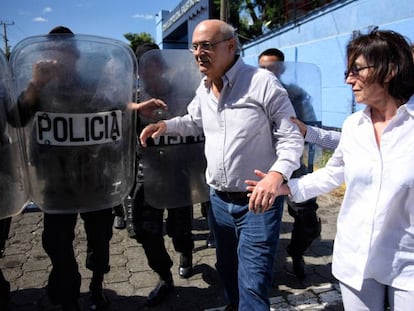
[{"xmin": 259, "ymin": 48, "xmax": 321, "ymax": 281}]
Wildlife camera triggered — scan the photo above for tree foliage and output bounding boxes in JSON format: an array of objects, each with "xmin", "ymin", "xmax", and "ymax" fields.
[
  {"xmin": 211, "ymin": 0, "xmax": 290, "ymax": 44},
  {"xmin": 123, "ymin": 32, "xmax": 154, "ymax": 52}
]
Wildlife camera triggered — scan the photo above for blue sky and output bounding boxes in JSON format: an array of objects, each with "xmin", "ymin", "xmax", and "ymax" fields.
[{"xmin": 1, "ymin": 0, "xmax": 180, "ymax": 50}]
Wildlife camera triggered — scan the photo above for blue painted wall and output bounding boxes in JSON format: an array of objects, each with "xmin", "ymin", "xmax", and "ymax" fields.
[{"xmin": 241, "ymin": 0, "xmax": 414, "ymax": 127}]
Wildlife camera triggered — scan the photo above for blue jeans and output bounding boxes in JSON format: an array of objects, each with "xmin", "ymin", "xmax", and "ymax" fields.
[{"xmin": 209, "ymin": 189, "xmax": 284, "ymax": 310}]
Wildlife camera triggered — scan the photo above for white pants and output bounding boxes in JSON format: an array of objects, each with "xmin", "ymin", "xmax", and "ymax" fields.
[{"xmin": 340, "ymin": 279, "xmax": 414, "ymax": 311}]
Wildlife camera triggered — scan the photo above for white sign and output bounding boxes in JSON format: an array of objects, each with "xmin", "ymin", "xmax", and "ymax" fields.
[{"xmin": 35, "ymin": 110, "xmax": 122, "ymax": 146}]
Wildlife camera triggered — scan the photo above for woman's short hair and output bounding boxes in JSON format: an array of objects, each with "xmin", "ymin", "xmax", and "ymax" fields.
[{"xmin": 346, "ymin": 27, "xmax": 414, "ymax": 103}]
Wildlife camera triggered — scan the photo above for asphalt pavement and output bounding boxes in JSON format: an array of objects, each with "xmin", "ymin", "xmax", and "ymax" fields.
[{"xmin": 1, "ymin": 191, "xmax": 344, "ymax": 311}]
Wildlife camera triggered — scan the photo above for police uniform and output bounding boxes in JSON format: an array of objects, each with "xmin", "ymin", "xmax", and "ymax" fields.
[
  {"xmin": 15, "ymin": 37, "xmax": 117, "ymax": 310},
  {"xmin": 0, "ymin": 217, "xmax": 11, "ymax": 308},
  {"xmin": 130, "ymin": 117, "xmax": 194, "ymax": 283},
  {"xmin": 20, "ymin": 82, "xmax": 116, "ymax": 308},
  {"xmin": 284, "ymin": 83, "xmax": 321, "ymax": 280},
  {"xmin": 42, "ymin": 209, "xmax": 113, "ymax": 305},
  {"xmin": 129, "ymin": 45, "xmax": 207, "ymax": 306}
]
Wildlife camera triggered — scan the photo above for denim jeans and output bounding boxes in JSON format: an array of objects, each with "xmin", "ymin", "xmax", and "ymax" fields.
[{"xmin": 209, "ymin": 189, "xmax": 284, "ymax": 310}]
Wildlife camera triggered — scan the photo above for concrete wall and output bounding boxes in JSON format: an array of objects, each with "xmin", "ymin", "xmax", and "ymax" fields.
[{"xmin": 241, "ymin": 0, "xmax": 414, "ymax": 127}]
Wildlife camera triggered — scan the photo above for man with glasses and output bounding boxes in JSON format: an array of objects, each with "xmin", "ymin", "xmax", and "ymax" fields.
[{"xmin": 140, "ymin": 19, "xmax": 303, "ymax": 311}]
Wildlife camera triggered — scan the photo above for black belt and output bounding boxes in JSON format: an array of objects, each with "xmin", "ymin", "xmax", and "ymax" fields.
[{"xmin": 214, "ymin": 190, "xmax": 249, "ymax": 204}]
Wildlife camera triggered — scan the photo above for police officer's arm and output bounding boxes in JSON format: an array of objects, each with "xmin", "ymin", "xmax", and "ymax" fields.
[
  {"xmin": 21, "ymin": 60, "xmax": 58, "ymax": 103},
  {"xmin": 128, "ymin": 98, "xmax": 167, "ymax": 120},
  {"xmin": 13, "ymin": 60, "xmax": 59, "ymax": 126},
  {"xmin": 7, "ymin": 81, "xmax": 39, "ymax": 128},
  {"xmin": 13, "ymin": 83, "xmax": 40, "ymax": 127},
  {"xmin": 291, "ymin": 116, "xmax": 340, "ymax": 150}
]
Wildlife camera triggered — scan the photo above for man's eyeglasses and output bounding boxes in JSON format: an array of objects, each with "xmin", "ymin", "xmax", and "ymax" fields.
[
  {"xmin": 189, "ymin": 37, "xmax": 232, "ymax": 53},
  {"xmin": 344, "ymin": 65, "xmax": 375, "ymax": 79}
]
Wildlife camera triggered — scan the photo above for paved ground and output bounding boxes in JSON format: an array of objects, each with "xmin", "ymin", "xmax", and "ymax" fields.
[{"xmin": 1, "ymin": 191, "xmax": 344, "ymax": 311}]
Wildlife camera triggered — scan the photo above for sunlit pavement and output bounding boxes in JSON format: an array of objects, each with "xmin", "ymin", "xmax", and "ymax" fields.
[{"xmin": 1, "ymin": 192, "xmax": 344, "ymax": 310}]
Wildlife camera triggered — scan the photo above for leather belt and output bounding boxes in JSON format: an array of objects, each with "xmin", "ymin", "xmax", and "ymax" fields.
[{"xmin": 214, "ymin": 190, "xmax": 249, "ymax": 204}]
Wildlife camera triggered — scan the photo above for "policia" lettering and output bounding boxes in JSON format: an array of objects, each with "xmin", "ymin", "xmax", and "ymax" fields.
[{"xmin": 35, "ymin": 110, "xmax": 122, "ymax": 146}]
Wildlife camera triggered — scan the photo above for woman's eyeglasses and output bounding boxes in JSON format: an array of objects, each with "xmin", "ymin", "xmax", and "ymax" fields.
[{"xmin": 344, "ymin": 65, "xmax": 375, "ymax": 79}]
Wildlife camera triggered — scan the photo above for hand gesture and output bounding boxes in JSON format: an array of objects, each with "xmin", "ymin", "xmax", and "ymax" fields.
[
  {"xmin": 290, "ymin": 117, "xmax": 307, "ymax": 137},
  {"xmin": 139, "ymin": 121, "xmax": 167, "ymax": 147},
  {"xmin": 245, "ymin": 170, "xmax": 291, "ymax": 213}
]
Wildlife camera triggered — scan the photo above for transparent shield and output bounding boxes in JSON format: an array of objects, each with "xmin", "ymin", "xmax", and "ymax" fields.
[
  {"xmin": 277, "ymin": 61, "xmax": 322, "ymax": 174},
  {"xmin": 10, "ymin": 34, "xmax": 137, "ymax": 213},
  {"xmin": 139, "ymin": 49, "xmax": 209, "ymax": 209},
  {"xmin": 277, "ymin": 61, "xmax": 322, "ymax": 123},
  {"xmin": 0, "ymin": 49, "xmax": 29, "ymax": 218}
]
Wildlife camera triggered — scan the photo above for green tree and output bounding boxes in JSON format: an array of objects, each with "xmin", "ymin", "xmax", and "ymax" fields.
[
  {"xmin": 123, "ymin": 32, "xmax": 154, "ymax": 52},
  {"xmin": 211, "ymin": 0, "xmax": 287, "ymax": 44}
]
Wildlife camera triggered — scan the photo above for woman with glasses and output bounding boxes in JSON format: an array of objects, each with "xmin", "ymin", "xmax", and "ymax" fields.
[{"xmin": 247, "ymin": 28, "xmax": 414, "ymax": 310}]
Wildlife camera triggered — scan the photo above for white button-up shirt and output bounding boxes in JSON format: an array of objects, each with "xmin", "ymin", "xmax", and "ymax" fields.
[
  {"xmin": 165, "ymin": 57, "xmax": 304, "ymax": 192},
  {"xmin": 289, "ymin": 95, "xmax": 414, "ymax": 291}
]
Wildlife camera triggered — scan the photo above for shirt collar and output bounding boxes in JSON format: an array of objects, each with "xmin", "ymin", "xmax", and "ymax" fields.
[
  {"xmin": 359, "ymin": 105, "xmax": 371, "ymax": 125},
  {"xmin": 203, "ymin": 56, "xmax": 243, "ymax": 91},
  {"xmin": 222, "ymin": 55, "xmax": 243, "ymax": 89},
  {"xmin": 358, "ymin": 94, "xmax": 414, "ymax": 124},
  {"xmin": 403, "ymin": 94, "xmax": 414, "ymax": 117}
]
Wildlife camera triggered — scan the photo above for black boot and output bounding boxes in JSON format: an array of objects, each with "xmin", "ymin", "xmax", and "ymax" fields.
[
  {"xmin": 178, "ymin": 252, "xmax": 193, "ymax": 279},
  {"xmin": 61, "ymin": 301, "xmax": 81, "ymax": 311},
  {"xmin": 0, "ymin": 270, "xmax": 10, "ymax": 311},
  {"xmin": 206, "ymin": 232, "xmax": 216, "ymax": 248},
  {"xmin": 146, "ymin": 275, "xmax": 174, "ymax": 307},
  {"xmin": 201, "ymin": 202, "xmax": 216, "ymax": 248},
  {"xmin": 286, "ymin": 246, "xmax": 306, "ymax": 281},
  {"xmin": 89, "ymin": 273, "xmax": 108, "ymax": 310},
  {"xmin": 113, "ymin": 205, "xmax": 126, "ymax": 229},
  {"xmin": 113, "ymin": 215, "xmax": 126, "ymax": 229},
  {"xmin": 124, "ymin": 196, "xmax": 136, "ymax": 238},
  {"xmin": 224, "ymin": 304, "xmax": 238, "ymax": 311}
]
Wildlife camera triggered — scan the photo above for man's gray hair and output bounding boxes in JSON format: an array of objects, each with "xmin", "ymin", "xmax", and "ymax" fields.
[{"xmin": 220, "ymin": 22, "xmax": 241, "ymax": 55}]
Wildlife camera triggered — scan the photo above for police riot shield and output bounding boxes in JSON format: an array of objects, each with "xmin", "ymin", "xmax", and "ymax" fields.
[
  {"xmin": 0, "ymin": 49, "xmax": 29, "ymax": 218},
  {"xmin": 139, "ymin": 49, "xmax": 209, "ymax": 209},
  {"xmin": 277, "ymin": 61, "xmax": 322, "ymax": 174},
  {"xmin": 10, "ymin": 34, "xmax": 137, "ymax": 213}
]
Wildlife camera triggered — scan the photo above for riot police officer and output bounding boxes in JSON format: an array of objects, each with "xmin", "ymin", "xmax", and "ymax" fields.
[
  {"xmin": 0, "ymin": 61, "xmax": 11, "ymax": 310},
  {"xmin": 0, "ymin": 45, "xmax": 29, "ymax": 310},
  {"xmin": 0, "ymin": 218, "xmax": 11, "ymax": 309},
  {"xmin": 13, "ymin": 26, "xmax": 136, "ymax": 311},
  {"xmin": 129, "ymin": 43, "xmax": 197, "ymax": 307},
  {"xmin": 258, "ymin": 48, "xmax": 321, "ymax": 281}
]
